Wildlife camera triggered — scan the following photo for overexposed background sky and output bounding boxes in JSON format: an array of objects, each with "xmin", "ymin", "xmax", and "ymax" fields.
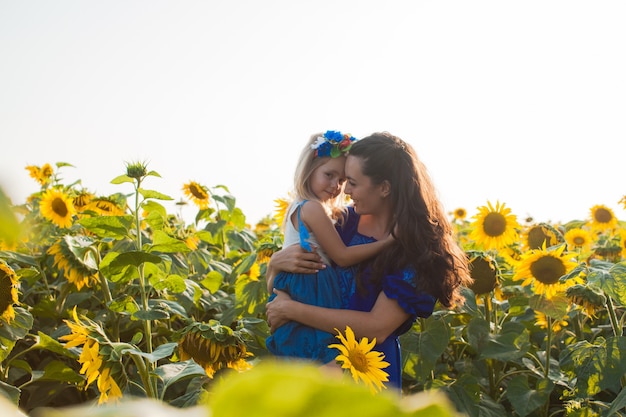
[{"xmin": 1, "ymin": 1, "xmax": 625, "ymax": 226}]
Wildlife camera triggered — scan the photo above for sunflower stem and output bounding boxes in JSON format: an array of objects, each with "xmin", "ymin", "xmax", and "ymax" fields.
[
  {"xmin": 544, "ymin": 316, "xmax": 552, "ymax": 380},
  {"xmin": 132, "ymin": 177, "xmax": 153, "ymax": 355},
  {"xmin": 129, "ymin": 352, "xmax": 156, "ymax": 398},
  {"xmin": 605, "ymin": 297, "xmax": 622, "ymax": 337}
]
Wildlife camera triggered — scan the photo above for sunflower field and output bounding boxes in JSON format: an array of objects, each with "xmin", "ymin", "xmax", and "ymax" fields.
[{"xmin": 0, "ymin": 162, "xmax": 625, "ymax": 417}]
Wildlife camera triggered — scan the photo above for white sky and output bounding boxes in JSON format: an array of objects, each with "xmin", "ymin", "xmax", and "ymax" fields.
[{"xmin": 1, "ymin": 1, "xmax": 625, "ymax": 226}]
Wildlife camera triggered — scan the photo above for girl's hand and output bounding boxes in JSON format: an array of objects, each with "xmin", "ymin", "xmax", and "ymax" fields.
[
  {"xmin": 266, "ymin": 289, "xmax": 294, "ymax": 333},
  {"xmin": 269, "ymin": 243, "xmax": 326, "ymax": 274}
]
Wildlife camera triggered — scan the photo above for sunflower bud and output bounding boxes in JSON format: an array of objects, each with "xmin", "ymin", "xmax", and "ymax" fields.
[{"xmin": 125, "ymin": 161, "xmax": 149, "ymax": 179}]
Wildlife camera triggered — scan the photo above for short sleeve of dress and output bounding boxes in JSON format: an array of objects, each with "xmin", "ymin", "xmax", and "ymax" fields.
[{"xmin": 382, "ymin": 268, "xmax": 437, "ymax": 335}]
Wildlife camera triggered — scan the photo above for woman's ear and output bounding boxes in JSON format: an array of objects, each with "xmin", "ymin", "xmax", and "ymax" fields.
[{"xmin": 380, "ymin": 180, "xmax": 391, "ymax": 198}]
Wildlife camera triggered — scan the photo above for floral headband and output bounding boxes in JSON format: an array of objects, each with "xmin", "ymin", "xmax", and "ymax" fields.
[{"xmin": 310, "ymin": 130, "xmax": 358, "ymax": 158}]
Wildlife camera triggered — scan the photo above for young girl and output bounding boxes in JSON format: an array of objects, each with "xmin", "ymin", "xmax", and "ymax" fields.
[{"xmin": 265, "ymin": 130, "xmax": 393, "ymax": 364}]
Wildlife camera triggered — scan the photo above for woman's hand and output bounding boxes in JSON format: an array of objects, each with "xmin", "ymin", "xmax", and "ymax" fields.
[
  {"xmin": 270, "ymin": 243, "xmax": 326, "ymax": 274},
  {"xmin": 266, "ymin": 289, "xmax": 294, "ymax": 333}
]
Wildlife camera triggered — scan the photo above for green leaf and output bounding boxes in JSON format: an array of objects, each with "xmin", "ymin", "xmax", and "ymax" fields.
[
  {"xmin": 0, "ymin": 379, "xmax": 21, "ymax": 406},
  {"xmin": 149, "ymin": 230, "xmax": 190, "ymax": 253},
  {"xmin": 560, "ymin": 337, "xmax": 626, "ymax": 397},
  {"xmin": 138, "ymin": 188, "xmax": 173, "ymax": 201},
  {"xmin": 506, "ymin": 376, "xmax": 553, "ymax": 417},
  {"xmin": 201, "ymin": 270, "xmax": 223, "ymax": 293},
  {"xmin": 110, "ymin": 174, "xmax": 134, "ymax": 184},
  {"xmin": 121, "ymin": 342, "xmax": 177, "ymax": 363},
  {"xmin": 109, "ymin": 296, "xmax": 140, "ymax": 315},
  {"xmin": 479, "ymin": 321, "xmax": 530, "ymax": 361},
  {"xmin": 34, "ymin": 360, "xmax": 83, "ymax": 383},
  {"xmin": 108, "ymin": 251, "xmax": 163, "ymax": 272},
  {"xmin": 34, "ymin": 332, "xmax": 76, "ymax": 358},
  {"xmin": 599, "ymin": 262, "xmax": 626, "ymax": 305},
  {"xmin": 402, "ymin": 316, "xmax": 450, "ymax": 381},
  {"xmin": 78, "ymin": 215, "xmax": 133, "ymax": 239},
  {"xmin": 154, "ymin": 360, "xmax": 207, "ymax": 395},
  {"xmin": 606, "ymin": 386, "xmax": 626, "ymax": 416},
  {"xmin": 152, "ymin": 274, "xmax": 186, "ymax": 293},
  {"xmin": 133, "ymin": 308, "xmax": 170, "ymax": 321}
]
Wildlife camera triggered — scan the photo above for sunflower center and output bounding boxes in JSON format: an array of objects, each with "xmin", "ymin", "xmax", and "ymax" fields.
[
  {"xmin": 348, "ymin": 349, "xmax": 369, "ymax": 373},
  {"xmin": 594, "ymin": 208, "xmax": 613, "ymax": 224},
  {"xmin": 190, "ymin": 184, "xmax": 208, "ymax": 199},
  {"xmin": 51, "ymin": 197, "xmax": 69, "ymax": 216},
  {"xmin": 530, "ymin": 256, "xmax": 566, "ymax": 284},
  {"xmin": 573, "ymin": 236, "xmax": 587, "ymax": 246},
  {"xmin": 469, "ymin": 258, "xmax": 497, "ymax": 295},
  {"xmin": 528, "ymin": 227, "xmax": 553, "ymax": 250},
  {"xmin": 0, "ymin": 273, "xmax": 12, "ymax": 313},
  {"xmin": 483, "ymin": 213, "xmax": 507, "ymax": 237}
]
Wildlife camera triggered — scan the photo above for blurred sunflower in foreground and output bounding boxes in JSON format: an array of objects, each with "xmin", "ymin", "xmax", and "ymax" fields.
[
  {"xmin": 328, "ymin": 326, "xmax": 390, "ymax": 394},
  {"xmin": 470, "ymin": 201, "xmax": 520, "ymax": 250},
  {"xmin": 0, "ymin": 260, "xmax": 19, "ymax": 323},
  {"xmin": 513, "ymin": 244, "xmax": 581, "ymax": 299}
]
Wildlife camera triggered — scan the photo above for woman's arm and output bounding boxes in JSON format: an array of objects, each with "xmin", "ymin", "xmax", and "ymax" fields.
[
  {"xmin": 266, "ymin": 289, "xmax": 409, "ymax": 344},
  {"xmin": 300, "ymin": 201, "xmax": 393, "ymax": 268},
  {"xmin": 265, "ymin": 244, "xmax": 326, "ymax": 292}
]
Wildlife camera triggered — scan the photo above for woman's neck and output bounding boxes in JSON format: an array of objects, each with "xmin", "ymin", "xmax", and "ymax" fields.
[{"xmin": 357, "ymin": 213, "xmax": 392, "ymax": 241}]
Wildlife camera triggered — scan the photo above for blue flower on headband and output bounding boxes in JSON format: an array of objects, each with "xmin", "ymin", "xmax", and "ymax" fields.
[{"xmin": 311, "ymin": 130, "xmax": 357, "ymax": 158}]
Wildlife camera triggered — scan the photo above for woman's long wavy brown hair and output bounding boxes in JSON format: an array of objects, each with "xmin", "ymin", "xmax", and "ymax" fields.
[{"xmin": 349, "ymin": 132, "xmax": 472, "ymax": 308}]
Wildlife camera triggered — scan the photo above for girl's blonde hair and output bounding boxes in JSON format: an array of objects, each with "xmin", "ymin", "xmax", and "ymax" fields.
[{"xmin": 283, "ymin": 132, "xmax": 348, "ymax": 230}]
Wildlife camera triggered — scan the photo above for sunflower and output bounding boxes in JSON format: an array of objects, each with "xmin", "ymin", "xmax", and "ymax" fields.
[
  {"xmin": 450, "ymin": 207, "xmax": 467, "ymax": 222},
  {"xmin": 72, "ymin": 190, "xmax": 94, "ymax": 212},
  {"xmin": 513, "ymin": 244, "xmax": 581, "ymax": 299},
  {"xmin": 524, "ymin": 223, "xmax": 562, "ymax": 250},
  {"xmin": 39, "ymin": 188, "xmax": 76, "ymax": 228},
  {"xmin": 469, "ymin": 201, "xmax": 520, "ymax": 250},
  {"xmin": 534, "ymin": 310, "xmax": 568, "ymax": 333},
  {"xmin": 468, "ymin": 252, "xmax": 499, "ymax": 295},
  {"xmin": 589, "ymin": 204, "xmax": 618, "ymax": 232},
  {"xmin": 25, "ymin": 163, "xmax": 54, "ymax": 186},
  {"xmin": 273, "ymin": 197, "xmax": 291, "ymax": 228},
  {"xmin": 84, "ymin": 197, "xmax": 125, "ymax": 216},
  {"xmin": 183, "ymin": 181, "xmax": 210, "ymax": 209},
  {"xmin": 48, "ymin": 237, "xmax": 99, "ymax": 290},
  {"xmin": 60, "ymin": 306, "xmax": 92, "ymax": 348},
  {"xmin": 564, "ymin": 228, "xmax": 593, "ymax": 253},
  {"xmin": 620, "ymin": 195, "xmax": 626, "ymax": 210},
  {"xmin": 60, "ymin": 307, "xmax": 123, "ymax": 404},
  {"xmin": 97, "ymin": 366, "xmax": 123, "ymax": 405},
  {"xmin": 328, "ymin": 326, "xmax": 390, "ymax": 394},
  {"xmin": 566, "ymin": 284, "xmax": 606, "ymax": 318},
  {"xmin": 0, "ymin": 260, "xmax": 19, "ymax": 322},
  {"xmin": 177, "ymin": 320, "xmax": 253, "ymax": 378}
]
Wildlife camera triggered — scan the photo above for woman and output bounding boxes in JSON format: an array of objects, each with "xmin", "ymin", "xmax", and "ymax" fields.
[{"xmin": 266, "ymin": 132, "xmax": 472, "ymax": 390}]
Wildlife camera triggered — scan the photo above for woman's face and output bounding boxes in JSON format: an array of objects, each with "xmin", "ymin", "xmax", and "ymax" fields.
[{"xmin": 344, "ymin": 155, "xmax": 388, "ymax": 215}]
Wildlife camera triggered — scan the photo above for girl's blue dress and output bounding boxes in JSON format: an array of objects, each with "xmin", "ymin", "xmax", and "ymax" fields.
[{"xmin": 266, "ymin": 201, "xmax": 350, "ymax": 364}]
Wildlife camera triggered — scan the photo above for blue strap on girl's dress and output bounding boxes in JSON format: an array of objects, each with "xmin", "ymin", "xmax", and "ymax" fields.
[{"xmin": 297, "ymin": 200, "xmax": 313, "ymax": 252}]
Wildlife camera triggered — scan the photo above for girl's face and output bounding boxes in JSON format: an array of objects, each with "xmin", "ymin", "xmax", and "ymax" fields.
[
  {"xmin": 309, "ymin": 156, "xmax": 346, "ymax": 202},
  {"xmin": 344, "ymin": 155, "xmax": 388, "ymax": 215}
]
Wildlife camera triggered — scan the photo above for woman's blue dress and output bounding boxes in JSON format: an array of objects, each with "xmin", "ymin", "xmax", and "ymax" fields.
[
  {"xmin": 335, "ymin": 207, "xmax": 437, "ymax": 389},
  {"xmin": 267, "ymin": 205, "xmax": 437, "ymax": 389}
]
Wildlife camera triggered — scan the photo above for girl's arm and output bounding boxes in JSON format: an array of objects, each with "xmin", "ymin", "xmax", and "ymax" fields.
[
  {"xmin": 300, "ymin": 201, "xmax": 393, "ymax": 267},
  {"xmin": 266, "ymin": 289, "xmax": 409, "ymax": 344},
  {"xmin": 265, "ymin": 243, "xmax": 326, "ymax": 292}
]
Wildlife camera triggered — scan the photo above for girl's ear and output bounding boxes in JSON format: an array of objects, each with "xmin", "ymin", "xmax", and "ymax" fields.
[{"xmin": 380, "ymin": 180, "xmax": 391, "ymax": 198}]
